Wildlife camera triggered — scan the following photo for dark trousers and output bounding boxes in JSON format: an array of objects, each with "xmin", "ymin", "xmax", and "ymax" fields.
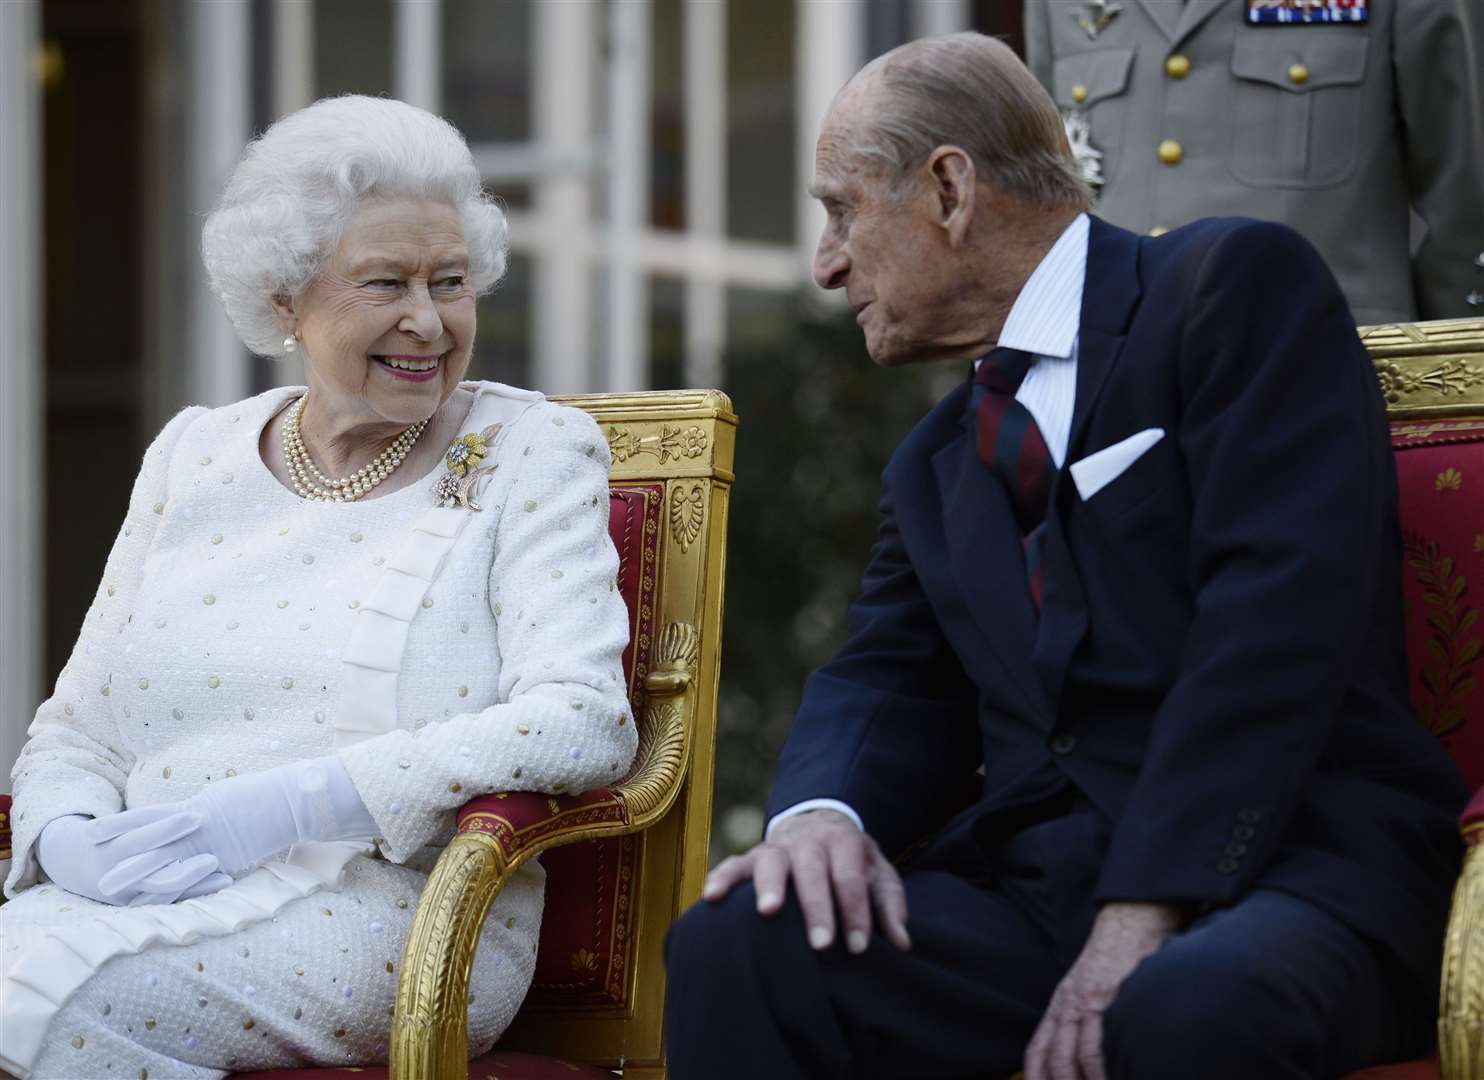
[{"xmin": 663, "ymin": 806, "xmax": 1436, "ymax": 1080}]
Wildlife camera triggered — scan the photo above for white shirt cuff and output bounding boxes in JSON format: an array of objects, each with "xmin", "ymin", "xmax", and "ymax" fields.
[{"xmin": 766, "ymin": 798, "xmax": 864, "ymax": 839}]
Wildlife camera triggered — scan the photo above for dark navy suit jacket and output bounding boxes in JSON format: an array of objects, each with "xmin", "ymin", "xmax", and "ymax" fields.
[{"xmin": 768, "ymin": 216, "xmax": 1466, "ymax": 982}]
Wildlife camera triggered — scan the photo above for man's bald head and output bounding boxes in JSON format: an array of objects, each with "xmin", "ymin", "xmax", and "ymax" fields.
[{"xmin": 833, "ymin": 33, "xmax": 1089, "ymax": 212}]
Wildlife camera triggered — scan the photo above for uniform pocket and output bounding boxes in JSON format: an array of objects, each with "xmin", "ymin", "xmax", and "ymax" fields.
[
  {"xmin": 1228, "ymin": 32, "xmax": 1370, "ymax": 188},
  {"xmin": 1053, "ymin": 47, "xmax": 1136, "ymax": 179}
]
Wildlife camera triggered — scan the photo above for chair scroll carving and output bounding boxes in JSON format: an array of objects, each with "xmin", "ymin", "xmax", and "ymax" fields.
[
  {"xmin": 1442, "ymin": 828, "xmax": 1484, "ymax": 1080},
  {"xmin": 390, "ymin": 623, "xmax": 700, "ymax": 1079}
]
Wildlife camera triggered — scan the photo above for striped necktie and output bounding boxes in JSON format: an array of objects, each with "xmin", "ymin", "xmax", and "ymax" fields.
[{"xmin": 971, "ymin": 347, "xmax": 1057, "ymax": 609}]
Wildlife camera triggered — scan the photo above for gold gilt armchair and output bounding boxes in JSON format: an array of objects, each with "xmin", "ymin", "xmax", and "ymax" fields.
[{"xmin": 0, "ymin": 391, "xmax": 735, "ymax": 1080}]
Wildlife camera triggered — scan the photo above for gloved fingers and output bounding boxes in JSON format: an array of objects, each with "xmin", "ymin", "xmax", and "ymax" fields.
[
  {"xmin": 96, "ymin": 810, "xmax": 204, "ymax": 859},
  {"xmin": 97, "ymin": 844, "xmax": 200, "ymax": 897},
  {"xmin": 128, "ymin": 870, "xmax": 235, "ymax": 907},
  {"xmin": 132, "ymin": 853, "xmax": 223, "ymax": 895},
  {"xmin": 86, "ymin": 803, "xmax": 180, "ymax": 843},
  {"xmin": 174, "ymin": 872, "xmax": 235, "ymax": 902}
]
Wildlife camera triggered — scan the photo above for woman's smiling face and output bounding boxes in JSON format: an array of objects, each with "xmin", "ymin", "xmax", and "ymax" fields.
[{"xmin": 283, "ymin": 197, "xmax": 477, "ymax": 426}]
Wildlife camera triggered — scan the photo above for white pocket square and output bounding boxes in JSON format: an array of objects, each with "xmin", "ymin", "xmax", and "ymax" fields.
[{"xmin": 1068, "ymin": 428, "xmax": 1165, "ymax": 501}]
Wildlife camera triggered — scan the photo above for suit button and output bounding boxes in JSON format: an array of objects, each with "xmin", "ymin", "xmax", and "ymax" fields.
[
  {"xmin": 1165, "ymin": 53, "xmax": 1191, "ymax": 79},
  {"xmin": 1157, "ymin": 140, "xmax": 1183, "ymax": 166},
  {"xmin": 1237, "ymin": 808, "xmax": 1263, "ymax": 824},
  {"xmin": 1072, "ymin": 83, "xmax": 1088, "ymax": 104},
  {"xmin": 1288, "ymin": 62, "xmax": 1310, "ymax": 85},
  {"xmin": 1232, "ymin": 825, "xmax": 1255, "ymax": 840},
  {"xmin": 1224, "ymin": 842, "xmax": 1248, "ymax": 857},
  {"xmin": 1216, "ymin": 858, "xmax": 1240, "ymax": 874},
  {"xmin": 1050, "ymin": 734, "xmax": 1077, "ymax": 755}
]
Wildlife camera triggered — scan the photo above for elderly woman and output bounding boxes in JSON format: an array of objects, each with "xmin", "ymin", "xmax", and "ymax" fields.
[{"xmin": 0, "ymin": 96, "xmax": 636, "ymax": 1080}]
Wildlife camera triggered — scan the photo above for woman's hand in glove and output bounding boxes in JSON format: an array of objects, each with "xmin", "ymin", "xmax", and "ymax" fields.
[
  {"xmin": 37, "ymin": 811, "xmax": 234, "ymax": 906},
  {"xmin": 98, "ymin": 755, "xmax": 380, "ymax": 877}
]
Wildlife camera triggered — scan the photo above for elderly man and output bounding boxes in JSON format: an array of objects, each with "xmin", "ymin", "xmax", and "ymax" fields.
[{"xmin": 664, "ymin": 32, "xmax": 1465, "ymax": 1080}]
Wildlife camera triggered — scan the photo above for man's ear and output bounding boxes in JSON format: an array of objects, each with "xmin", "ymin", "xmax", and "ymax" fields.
[
  {"xmin": 271, "ymin": 293, "xmax": 298, "ymax": 337},
  {"xmin": 926, "ymin": 146, "xmax": 976, "ymax": 247}
]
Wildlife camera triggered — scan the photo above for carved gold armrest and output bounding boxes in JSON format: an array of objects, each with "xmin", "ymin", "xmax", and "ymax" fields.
[
  {"xmin": 389, "ymin": 625, "xmax": 698, "ymax": 1080},
  {"xmin": 1441, "ymin": 815, "xmax": 1484, "ymax": 1080}
]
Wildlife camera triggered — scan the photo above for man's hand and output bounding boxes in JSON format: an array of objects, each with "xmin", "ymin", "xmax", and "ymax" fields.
[
  {"xmin": 1024, "ymin": 901, "xmax": 1182, "ymax": 1080},
  {"xmin": 701, "ymin": 809, "xmax": 912, "ymax": 954}
]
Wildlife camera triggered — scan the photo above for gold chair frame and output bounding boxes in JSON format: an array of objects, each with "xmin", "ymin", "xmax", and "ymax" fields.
[
  {"xmin": 1363, "ymin": 318, "xmax": 1484, "ymax": 1080},
  {"xmin": 389, "ymin": 390, "xmax": 736, "ymax": 1080}
]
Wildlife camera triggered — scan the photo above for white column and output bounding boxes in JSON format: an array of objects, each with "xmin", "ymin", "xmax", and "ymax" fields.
[
  {"xmin": 185, "ymin": 0, "xmax": 252, "ymax": 407},
  {"xmin": 0, "ymin": 0, "xmax": 43, "ymax": 786},
  {"xmin": 272, "ymin": 0, "xmax": 315, "ymax": 120},
  {"xmin": 393, "ymin": 0, "xmax": 442, "ymax": 114},
  {"xmin": 911, "ymin": 0, "xmax": 972, "ymax": 38},
  {"xmin": 532, "ymin": 1, "xmax": 595, "ymax": 395},
  {"xmin": 683, "ymin": 0, "xmax": 727, "ymax": 389},
  {"xmin": 605, "ymin": 0, "xmax": 652, "ymax": 393},
  {"xmin": 795, "ymin": 0, "xmax": 866, "ymax": 268}
]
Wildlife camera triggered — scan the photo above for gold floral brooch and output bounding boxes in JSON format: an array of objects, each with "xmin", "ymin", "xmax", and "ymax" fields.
[{"xmin": 432, "ymin": 423, "xmax": 502, "ymax": 511}]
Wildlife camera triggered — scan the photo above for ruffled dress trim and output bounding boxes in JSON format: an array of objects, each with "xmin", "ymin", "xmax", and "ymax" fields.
[{"xmin": 333, "ymin": 384, "xmax": 542, "ymax": 749}]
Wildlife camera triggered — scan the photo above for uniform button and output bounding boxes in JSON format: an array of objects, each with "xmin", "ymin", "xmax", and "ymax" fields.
[
  {"xmin": 1237, "ymin": 808, "xmax": 1263, "ymax": 824},
  {"xmin": 1157, "ymin": 139, "xmax": 1183, "ymax": 166},
  {"xmin": 1050, "ymin": 733, "xmax": 1078, "ymax": 755},
  {"xmin": 1165, "ymin": 53, "xmax": 1191, "ymax": 79},
  {"xmin": 1474, "ymin": 251, "xmax": 1484, "ymax": 268},
  {"xmin": 1216, "ymin": 858, "xmax": 1240, "ymax": 874},
  {"xmin": 1287, "ymin": 63, "xmax": 1309, "ymax": 85},
  {"xmin": 1467, "ymin": 290, "xmax": 1483, "ymax": 307},
  {"xmin": 1149, "ymin": 226, "xmax": 1169, "ymax": 237},
  {"xmin": 1072, "ymin": 83, "xmax": 1088, "ymax": 104},
  {"xmin": 1224, "ymin": 842, "xmax": 1248, "ymax": 857},
  {"xmin": 1232, "ymin": 825, "xmax": 1256, "ymax": 840}
]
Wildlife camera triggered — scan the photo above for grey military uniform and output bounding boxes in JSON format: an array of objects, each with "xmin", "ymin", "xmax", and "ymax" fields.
[{"xmin": 1025, "ymin": 0, "xmax": 1484, "ymax": 324}]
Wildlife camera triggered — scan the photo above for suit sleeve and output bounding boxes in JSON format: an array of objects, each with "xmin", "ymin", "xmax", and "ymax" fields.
[
  {"xmin": 1094, "ymin": 221, "xmax": 1395, "ymax": 906},
  {"xmin": 1394, "ymin": 0, "xmax": 1484, "ymax": 319},
  {"xmin": 5, "ymin": 407, "xmax": 207, "ymax": 897},
  {"xmin": 767, "ymin": 468, "xmax": 981, "ymax": 859},
  {"xmin": 337, "ymin": 406, "xmax": 637, "ymax": 862}
]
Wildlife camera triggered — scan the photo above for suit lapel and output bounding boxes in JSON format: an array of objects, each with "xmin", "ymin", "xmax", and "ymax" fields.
[
  {"xmin": 1172, "ymin": 0, "xmax": 1231, "ymax": 47},
  {"xmin": 1135, "ymin": 0, "xmax": 1183, "ymax": 41},
  {"xmin": 1034, "ymin": 217, "xmax": 1143, "ymax": 711},
  {"xmin": 931, "ymin": 420, "xmax": 1054, "ymax": 727}
]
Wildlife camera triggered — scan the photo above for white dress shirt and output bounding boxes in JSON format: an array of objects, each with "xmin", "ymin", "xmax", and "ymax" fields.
[{"xmin": 767, "ymin": 213, "xmax": 1090, "ymax": 840}]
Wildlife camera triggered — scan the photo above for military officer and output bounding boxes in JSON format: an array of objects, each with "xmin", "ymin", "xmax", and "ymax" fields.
[{"xmin": 1024, "ymin": 0, "xmax": 1484, "ymax": 324}]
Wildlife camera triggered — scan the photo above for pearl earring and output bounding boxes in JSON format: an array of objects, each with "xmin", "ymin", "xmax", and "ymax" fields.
[{"xmin": 283, "ymin": 335, "xmax": 298, "ymax": 354}]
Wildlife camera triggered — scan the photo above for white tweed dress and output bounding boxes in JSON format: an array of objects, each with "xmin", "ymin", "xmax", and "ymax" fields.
[{"xmin": 0, "ymin": 381, "xmax": 637, "ymax": 1079}]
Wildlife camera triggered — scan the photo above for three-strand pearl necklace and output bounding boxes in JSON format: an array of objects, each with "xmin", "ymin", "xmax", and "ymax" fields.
[{"xmin": 282, "ymin": 394, "xmax": 428, "ymax": 502}]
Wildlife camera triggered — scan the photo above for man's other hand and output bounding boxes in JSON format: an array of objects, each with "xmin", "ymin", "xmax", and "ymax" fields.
[
  {"xmin": 1024, "ymin": 901, "xmax": 1182, "ymax": 1080},
  {"xmin": 701, "ymin": 809, "xmax": 912, "ymax": 954}
]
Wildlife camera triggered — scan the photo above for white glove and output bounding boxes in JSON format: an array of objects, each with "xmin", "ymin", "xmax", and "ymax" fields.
[
  {"xmin": 99, "ymin": 755, "xmax": 379, "ymax": 877},
  {"xmin": 37, "ymin": 811, "xmax": 234, "ymax": 907}
]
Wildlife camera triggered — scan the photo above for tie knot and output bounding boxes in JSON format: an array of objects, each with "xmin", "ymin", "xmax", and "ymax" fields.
[{"xmin": 974, "ymin": 347, "xmax": 1035, "ymax": 395}]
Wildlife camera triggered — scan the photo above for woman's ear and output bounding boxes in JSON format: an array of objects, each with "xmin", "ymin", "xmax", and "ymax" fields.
[
  {"xmin": 926, "ymin": 146, "xmax": 977, "ymax": 248},
  {"xmin": 270, "ymin": 293, "xmax": 297, "ymax": 337}
]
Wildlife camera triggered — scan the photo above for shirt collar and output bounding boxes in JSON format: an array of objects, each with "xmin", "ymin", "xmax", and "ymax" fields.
[{"xmin": 994, "ymin": 212, "xmax": 1088, "ymax": 360}]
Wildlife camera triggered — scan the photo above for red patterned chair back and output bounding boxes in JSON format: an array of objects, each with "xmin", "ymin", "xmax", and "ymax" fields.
[
  {"xmin": 494, "ymin": 391, "xmax": 736, "ymax": 1073},
  {"xmin": 1370, "ymin": 320, "xmax": 1484, "ymax": 790}
]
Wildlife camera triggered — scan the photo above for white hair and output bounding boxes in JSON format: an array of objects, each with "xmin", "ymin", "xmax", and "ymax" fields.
[
  {"xmin": 848, "ymin": 33, "xmax": 1091, "ymax": 211},
  {"xmin": 202, "ymin": 95, "xmax": 509, "ymax": 357}
]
